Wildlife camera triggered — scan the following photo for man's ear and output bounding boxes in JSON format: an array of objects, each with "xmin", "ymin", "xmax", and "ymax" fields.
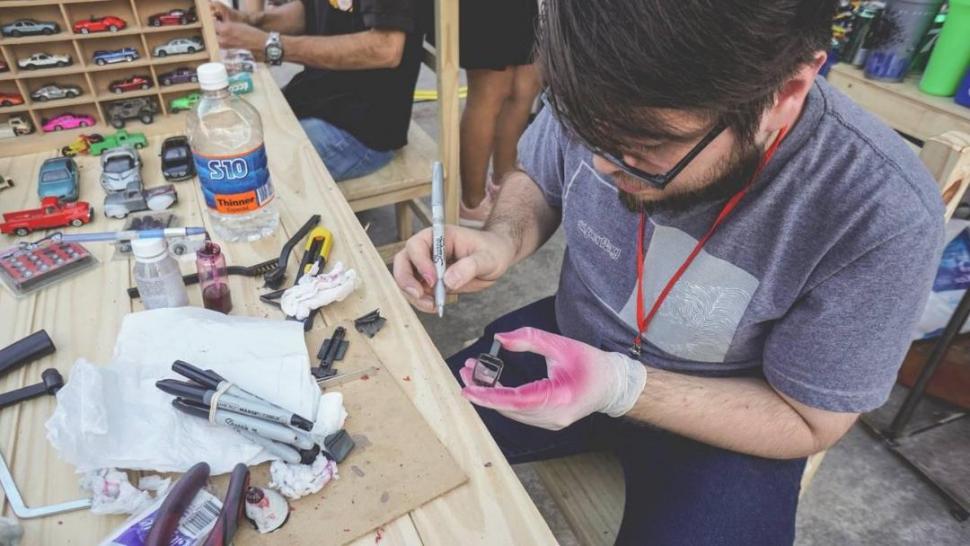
[{"xmin": 760, "ymin": 52, "xmax": 827, "ymax": 135}]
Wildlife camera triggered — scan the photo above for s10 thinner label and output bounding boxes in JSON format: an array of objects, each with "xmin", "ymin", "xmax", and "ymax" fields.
[{"xmin": 194, "ymin": 145, "xmax": 275, "ymax": 214}]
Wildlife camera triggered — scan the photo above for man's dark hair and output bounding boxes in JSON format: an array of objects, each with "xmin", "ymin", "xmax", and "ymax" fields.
[{"xmin": 538, "ymin": 0, "xmax": 837, "ymax": 150}]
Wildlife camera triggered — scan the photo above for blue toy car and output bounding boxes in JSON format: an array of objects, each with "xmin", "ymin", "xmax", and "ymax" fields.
[
  {"xmin": 92, "ymin": 47, "xmax": 139, "ymax": 66},
  {"xmin": 38, "ymin": 157, "xmax": 79, "ymax": 202}
]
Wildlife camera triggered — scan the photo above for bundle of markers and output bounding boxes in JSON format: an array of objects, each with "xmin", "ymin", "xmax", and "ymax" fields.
[{"xmin": 157, "ymin": 360, "xmax": 320, "ymax": 465}]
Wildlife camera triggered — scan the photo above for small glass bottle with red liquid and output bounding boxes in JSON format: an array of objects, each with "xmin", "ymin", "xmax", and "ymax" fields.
[{"xmin": 196, "ymin": 241, "xmax": 233, "ymax": 314}]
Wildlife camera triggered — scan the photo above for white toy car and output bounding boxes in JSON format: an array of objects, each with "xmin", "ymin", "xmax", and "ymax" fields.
[
  {"xmin": 153, "ymin": 37, "xmax": 203, "ymax": 57},
  {"xmin": 18, "ymin": 52, "xmax": 72, "ymax": 70}
]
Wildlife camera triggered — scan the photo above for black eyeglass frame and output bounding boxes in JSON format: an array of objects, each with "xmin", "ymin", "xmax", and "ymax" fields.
[{"xmin": 542, "ymin": 93, "xmax": 727, "ymax": 189}]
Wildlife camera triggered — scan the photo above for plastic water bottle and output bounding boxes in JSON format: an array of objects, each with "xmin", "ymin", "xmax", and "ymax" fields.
[
  {"xmin": 132, "ymin": 238, "xmax": 189, "ymax": 310},
  {"xmin": 187, "ymin": 62, "xmax": 279, "ymax": 242}
]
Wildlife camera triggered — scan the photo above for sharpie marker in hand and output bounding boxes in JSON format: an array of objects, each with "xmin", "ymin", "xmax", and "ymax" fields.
[{"xmin": 431, "ymin": 161, "xmax": 446, "ymax": 318}]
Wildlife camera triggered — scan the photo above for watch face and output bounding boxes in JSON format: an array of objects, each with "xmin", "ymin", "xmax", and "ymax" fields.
[{"xmin": 267, "ymin": 44, "xmax": 282, "ymax": 60}]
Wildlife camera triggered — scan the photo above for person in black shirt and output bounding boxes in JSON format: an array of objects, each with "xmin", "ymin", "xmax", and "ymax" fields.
[{"xmin": 211, "ymin": 0, "xmax": 423, "ymax": 181}]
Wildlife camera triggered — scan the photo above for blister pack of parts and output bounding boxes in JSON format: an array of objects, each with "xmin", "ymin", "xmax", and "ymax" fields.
[{"xmin": 0, "ymin": 239, "xmax": 97, "ymax": 297}]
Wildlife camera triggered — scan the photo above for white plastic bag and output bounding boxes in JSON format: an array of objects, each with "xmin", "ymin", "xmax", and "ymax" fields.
[{"xmin": 46, "ymin": 307, "xmax": 322, "ymax": 474}]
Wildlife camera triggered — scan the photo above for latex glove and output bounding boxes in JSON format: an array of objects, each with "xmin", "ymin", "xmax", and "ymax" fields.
[
  {"xmin": 459, "ymin": 327, "xmax": 647, "ymax": 430},
  {"xmin": 280, "ymin": 261, "xmax": 359, "ymax": 320}
]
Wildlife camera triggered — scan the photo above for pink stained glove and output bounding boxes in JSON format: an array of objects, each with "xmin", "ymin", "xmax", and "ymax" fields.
[{"xmin": 459, "ymin": 327, "xmax": 648, "ymax": 430}]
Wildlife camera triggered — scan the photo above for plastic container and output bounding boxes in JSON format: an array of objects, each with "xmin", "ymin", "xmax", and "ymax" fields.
[
  {"xmin": 132, "ymin": 238, "xmax": 189, "ymax": 310},
  {"xmin": 920, "ymin": 0, "xmax": 970, "ymax": 96},
  {"xmin": 865, "ymin": 0, "xmax": 946, "ymax": 82},
  {"xmin": 847, "ymin": 2, "xmax": 887, "ymax": 67},
  {"xmin": 186, "ymin": 62, "xmax": 278, "ymax": 242},
  {"xmin": 196, "ymin": 241, "xmax": 232, "ymax": 314}
]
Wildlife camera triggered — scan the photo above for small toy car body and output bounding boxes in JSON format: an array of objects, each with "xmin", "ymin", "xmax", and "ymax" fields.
[
  {"xmin": 153, "ymin": 37, "xmax": 204, "ymax": 57},
  {"xmin": 0, "ymin": 116, "xmax": 32, "ymax": 139},
  {"xmin": 104, "ymin": 184, "xmax": 177, "ymax": 219},
  {"xmin": 160, "ymin": 136, "xmax": 195, "ymax": 181},
  {"xmin": 148, "ymin": 8, "xmax": 198, "ymax": 27},
  {"xmin": 2, "ymin": 19, "xmax": 60, "ymax": 37},
  {"xmin": 72, "ymin": 15, "xmax": 126, "ymax": 34},
  {"xmin": 0, "ymin": 93, "xmax": 24, "ymax": 107},
  {"xmin": 42, "ymin": 113, "xmax": 95, "ymax": 133},
  {"xmin": 92, "ymin": 47, "xmax": 139, "ymax": 66},
  {"xmin": 89, "ymin": 129, "xmax": 146, "ymax": 156},
  {"xmin": 0, "ymin": 60, "xmax": 7, "ymax": 73},
  {"xmin": 158, "ymin": 66, "xmax": 197, "ymax": 86},
  {"xmin": 61, "ymin": 133, "xmax": 104, "ymax": 157},
  {"xmin": 221, "ymin": 49, "xmax": 255, "ymax": 75},
  {"xmin": 100, "ymin": 146, "xmax": 142, "ymax": 193},
  {"xmin": 18, "ymin": 52, "xmax": 72, "ymax": 70},
  {"xmin": 31, "ymin": 83, "xmax": 83, "ymax": 102},
  {"xmin": 1, "ymin": 196, "xmax": 93, "ymax": 236},
  {"xmin": 169, "ymin": 92, "xmax": 200, "ymax": 113},
  {"xmin": 106, "ymin": 97, "xmax": 158, "ymax": 128},
  {"xmin": 38, "ymin": 157, "xmax": 80, "ymax": 202},
  {"xmin": 228, "ymin": 72, "xmax": 254, "ymax": 95},
  {"xmin": 109, "ymin": 75, "xmax": 153, "ymax": 94}
]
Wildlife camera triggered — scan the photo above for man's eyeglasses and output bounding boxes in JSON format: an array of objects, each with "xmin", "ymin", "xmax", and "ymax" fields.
[{"xmin": 542, "ymin": 92, "xmax": 726, "ymax": 189}]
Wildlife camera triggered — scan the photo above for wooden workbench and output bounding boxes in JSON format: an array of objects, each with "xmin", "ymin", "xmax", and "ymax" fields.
[
  {"xmin": 0, "ymin": 66, "xmax": 555, "ymax": 545},
  {"xmin": 828, "ymin": 64, "xmax": 970, "ymax": 142}
]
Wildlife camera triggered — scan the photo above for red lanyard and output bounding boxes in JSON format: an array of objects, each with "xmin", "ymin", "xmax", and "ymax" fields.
[{"xmin": 630, "ymin": 127, "xmax": 789, "ymax": 356}]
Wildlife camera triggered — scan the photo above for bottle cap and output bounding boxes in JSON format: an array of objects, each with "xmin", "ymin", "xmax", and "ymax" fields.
[
  {"xmin": 131, "ymin": 238, "xmax": 168, "ymax": 261},
  {"xmin": 197, "ymin": 62, "xmax": 229, "ymax": 91}
]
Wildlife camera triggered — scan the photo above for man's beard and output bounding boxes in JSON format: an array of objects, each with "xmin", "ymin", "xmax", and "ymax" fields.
[{"xmin": 618, "ymin": 143, "xmax": 762, "ymax": 214}]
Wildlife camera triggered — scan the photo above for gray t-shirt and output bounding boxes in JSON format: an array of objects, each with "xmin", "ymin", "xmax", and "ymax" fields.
[{"xmin": 519, "ymin": 79, "xmax": 945, "ymax": 412}]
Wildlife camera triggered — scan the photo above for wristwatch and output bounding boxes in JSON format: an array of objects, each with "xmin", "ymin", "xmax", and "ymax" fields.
[{"xmin": 265, "ymin": 32, "xmax": 283, "ymax": 66}]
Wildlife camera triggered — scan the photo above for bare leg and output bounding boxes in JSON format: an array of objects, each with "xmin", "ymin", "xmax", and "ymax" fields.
[
  {"xmin": 492, "ymin": 63, "xmax": 542, "ymax": 181},
  {"xmin": 461, "ymin": 68, "xmax": 514, "ymax": 208}
]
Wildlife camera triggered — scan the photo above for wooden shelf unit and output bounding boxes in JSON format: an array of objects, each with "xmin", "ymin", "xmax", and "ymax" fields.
[{"xmin": 0, "ymin": 0, "xmax": 218, "ymax": 156}]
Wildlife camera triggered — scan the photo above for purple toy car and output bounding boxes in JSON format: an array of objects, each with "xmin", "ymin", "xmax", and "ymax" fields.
[
  {"xmin": 41, "ymin": 113, "xmax": 95, "ymax": 133},
  {"xmin": 158, "ymin": 66, "xmax": 197, "ymax": 86}
]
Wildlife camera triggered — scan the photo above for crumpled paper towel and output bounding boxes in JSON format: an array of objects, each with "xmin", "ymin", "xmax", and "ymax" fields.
[
  {"xmin": 281, "ymin": 261, "xmax": 359, "ymax": 320},
  {"xmin": 45, "ymin": 307, "xmax": 325, "ymax": 474},
  {"xmin": 310, "ymin": 392, "xmax": 347, "ymax": 443},
  {"xmin": 269, "ymin": 454, "xmax": 339, "ymax": 499},
  {"xmin": 79, "ymin": 469, "xmax": 170, "ymax": 515}
]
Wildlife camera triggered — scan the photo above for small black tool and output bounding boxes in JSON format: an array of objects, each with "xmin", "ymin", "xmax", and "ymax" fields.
[
  {"xmin": 263, "ymin": 215, "xmax": 321, "ymax": 289},
  {"xmin": 322, "ymin": 429, "xmax": 355, "ymax": 463},
  {"xmin": 0, "ymin": 330, "xmax": 56, "ymax": 377},
  {"xmin": 311, "ymin": 327, "xmax": 348, "ymax": 380},
  {"xmin": 473, "ymin": 340, "xmax": 504, "ymax": 387},
  {"xmin": 127, "ymin": 259, "xmax": 278, "ymax": 299},
  {"xmin": 353, "ymin": 309, "xmax": 386, "ymax": 338},
  {"xmin": 0, "ymin": 368, "xmax": 63, "ymax": 408}
]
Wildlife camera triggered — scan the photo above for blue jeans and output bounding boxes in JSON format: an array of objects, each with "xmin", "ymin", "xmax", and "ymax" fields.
[
  {"xmin": 447, "ymin": 297, "xmax": 806, "ymax": 545},
  {"xmin": 299, "ymin": 117, "xmax": 394, "ymax": 182}
]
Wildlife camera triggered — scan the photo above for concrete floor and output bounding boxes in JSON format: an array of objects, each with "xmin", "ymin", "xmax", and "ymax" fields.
[{"xmin": 273, "ymin": 64, "xmax": 970, "ymax": 545}]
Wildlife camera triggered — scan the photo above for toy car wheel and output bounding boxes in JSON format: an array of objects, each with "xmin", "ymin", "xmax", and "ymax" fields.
[
  {"xmin": 61, "ymin": 146, "xmax": 74, "ymax": 157},
  {"xmin": 90, "ymin": 134, "xmax": 104, "ymax": 142},
  {"xmin": 126, "ymin": 56, "xmax": 134, "ymax": 62},
  {"xmin": 109, "ymin": 25, "xmax": 118, "ymax": 32},
  {"xmin": 111, "ymin": 119, "xmax": 124, "ymax": 129},
  {"xmin": 10, "ymin": 30, "xmax": 21, "ymax": 37},
  {"xmin": 42, "ymin": 28, "xmax": 53, "ymax": 35},
  {"xmin": 112, "ymin": 87, "xmax": 122, "ymax": 94},
  {"xmin": 140, "ymin": 113, "xmax": 154, "ymax": 124},
  {"xmin": 53, "ymin": 124, "xmax": 63, "ymax": 131},
  {"xmin": 190, "ymin": 75, "xmax": 198, "ymax": 82},
  {"xmin": 188, "ymin": 47, "xmax": 199, "ymax": 53},
  {"xmin": 162, "ymin": 78, "xmax": 171, "ymax": 85},
  {"xmin": 140, "ymin": 83, "xmax": 149, "ymax": 90},
  {"xmin": 0, "ymin": 100, "xmax": 11, "ymax": 107},
  {"xmin": 79, "ymin": 120, "xmax": 90, "ymax": 127},
  {"xmin": 70, "ymin": 218, "xmax": 84, "ymax": 227},
  {"xmin": 67, "ymin": 89, "xmax": 79, "ymax": 97},
  {"xmin": 56, "ymin": 61, "xmax": 68, "ymax": 67},
  {"xmin": 134, "ymin": 142, "xmax": 144, "ymax": 149},
  {"xmin": 80, "ymin": 28, "xmax": 89, "ymax": 34},
  {"xmin": 157, "ymin": 50, "xmax": 167, "ymax": 57},
  {"xmin": 13, "ymin": 228, "xmax": 29, "ymax": 236},
  {"xmin": 179, "ymin": 17, "xmax": 187, "ymax": 25},
  {"xmin": 150, "ymin": 19, "xmax": 161, "ymax": 27},
  {"xmin": 96, "ymin": 58, "xmax": 107, "ymax": 66}
]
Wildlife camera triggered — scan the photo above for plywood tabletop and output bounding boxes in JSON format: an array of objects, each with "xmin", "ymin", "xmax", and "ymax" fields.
[{"xmin": 0, "ymin": 65, "xmax": 555, "ymax": 545}]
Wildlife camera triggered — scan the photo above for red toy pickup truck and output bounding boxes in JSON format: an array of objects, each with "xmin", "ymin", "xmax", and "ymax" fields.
[{"xmin": 1, "ymin": 196, "xmax": 92, "ymax": 236}]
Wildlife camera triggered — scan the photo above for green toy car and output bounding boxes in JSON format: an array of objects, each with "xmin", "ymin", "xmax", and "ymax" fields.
[
  {"xmin": 89, "ymin": 129, "xmax": 147, "ymax": 156},
  {"xmin": 169, "ymin": 92, "xmax": 201, "ymax": 113}
]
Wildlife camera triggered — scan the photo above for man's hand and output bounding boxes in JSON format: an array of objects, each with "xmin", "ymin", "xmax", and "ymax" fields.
[
  {"xmin": 393, "ymin": 225, "xmax": 517, "ymax": 313},
  {"xmin": 459, "ymin": 328, "xmax": 648, "ymax": 430},
  {"xmin": 210, "ymin": 1, "xmax": 248, "ymax": 24},
  {"xmin": 214, "ymin": 19, "xmax": 268, "ymax": 56}
]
